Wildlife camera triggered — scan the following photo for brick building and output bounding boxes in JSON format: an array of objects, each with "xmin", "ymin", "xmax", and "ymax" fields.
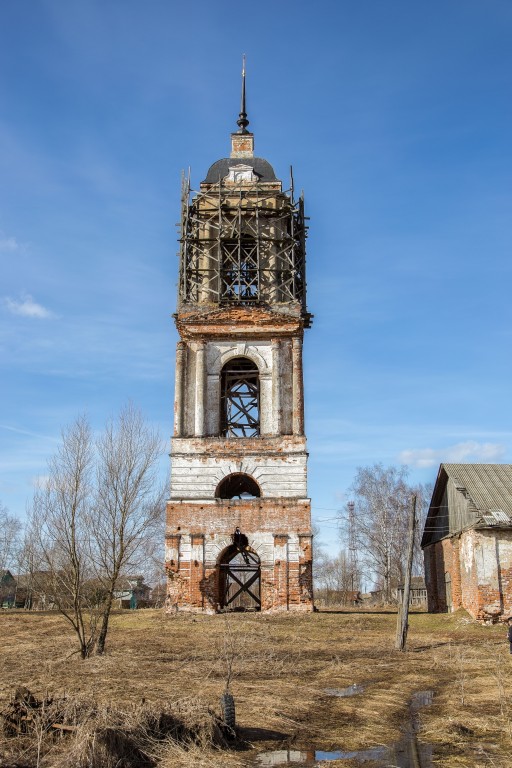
[
  {"xmin": 422, "ymin": 463, "xmax": 512, "ymax": 622},
  {"xmin": 165, "ymin": 69, "xmax": 313, "ymax": 612}
]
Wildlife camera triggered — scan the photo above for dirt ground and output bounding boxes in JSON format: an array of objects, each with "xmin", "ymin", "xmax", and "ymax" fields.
[{"xmin": 0, "ymin": 607, "xmax": 511, "ymax": 767}]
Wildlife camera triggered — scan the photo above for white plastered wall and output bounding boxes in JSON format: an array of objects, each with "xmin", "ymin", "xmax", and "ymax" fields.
[
  {"xmin": 169, "ymin": 438, "xmax": 308, "ymax": 499},
  {"xmin": 172, "ymin": 336, "xmax": 305, "ymax": 499}
]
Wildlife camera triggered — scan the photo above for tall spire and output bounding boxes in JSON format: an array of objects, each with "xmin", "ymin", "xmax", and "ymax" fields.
[{"xmin": 236, "ymin": 54, "xmax": 250, "ymax": 134}]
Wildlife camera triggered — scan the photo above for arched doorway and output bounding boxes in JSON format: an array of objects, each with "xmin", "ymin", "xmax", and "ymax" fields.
[{"xmin": 218, "ymin": 531, "xmax": 261, "ymax": 611}]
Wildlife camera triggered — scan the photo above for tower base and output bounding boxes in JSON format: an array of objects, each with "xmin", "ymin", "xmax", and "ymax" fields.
[{"xmin": 165, "ymin": 498, "xmax": 313, "ymax": 613}]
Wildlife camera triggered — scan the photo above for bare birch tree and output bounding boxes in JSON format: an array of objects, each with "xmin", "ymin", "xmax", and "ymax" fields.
[
  {"xmin": 346, "ymin": 464, "xmax": 429, "ymax": 602},
  {"xmin": 90, "ymin": 404, "xmax": 164, "ymax": 655},
  {"xmin": 0, "ymin": 503, "xmax": 22, "ymax": 571},
  {"xmin": 314, "ymin": 550, "xmax": 358, "ymax": 606},
  {"xmin": 29, "ymin": 416, "xmax": 98, "ymax": 657},
  {"xmin": 27, "ymin": 405, "xmax": 165, "ymax": 658},
  {"xmin": 15, "ymin": 527, "xmax": 39, "ymax": 609}
]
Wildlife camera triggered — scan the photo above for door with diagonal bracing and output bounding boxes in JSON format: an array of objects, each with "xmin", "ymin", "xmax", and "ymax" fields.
[{"xmin": 219, "ymin": 545, "xmax": 261, "ymax": 611}]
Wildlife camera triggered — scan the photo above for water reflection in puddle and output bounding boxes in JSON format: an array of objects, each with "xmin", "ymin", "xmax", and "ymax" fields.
[
  {"xmin": 324, "ymin": 683, "xmax": 365, "ymax": 698},
  {"xmin": 256, "ymin": 749, "xmax": 311, "ymax": 766},
  {"xmin": 255, "ymin": 746, "xmax": 387, "ymax": 765},
  {"xmin": 411, "ymin": 690, "xmax": 434, "ymax": 709},
  {"xmin": 255, "ymin": 690, "xmax": 435, "ymax": 767},
  {"xmin": 317, "ymin": 746, "xmax": 388, "ymax": 761}
]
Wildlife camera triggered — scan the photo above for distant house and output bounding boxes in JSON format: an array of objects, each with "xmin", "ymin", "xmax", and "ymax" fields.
[
  {"xmin": 396, "ymin": 576, "xmax": 427, "ymax": 607},
  {"xmin": 1, "ymin": 570, "xmax": 50, "ymax": 609},
  {"xmin": 363, "ymin": 588, "xmax": 393, "ymax": 606},
  {"xmin": 113, "ymin": 576, "xmax": 151, "ymax": 609},
  {"xmin": 16, "ymin": 571, "xmax": 60, "ymax": 610},
  {"xmin": 422, "ymin": 464, "xmax": 512, "ymax": 622},
  {"xmin": 0, "ymin": 570, "xmax": 17, "ymax": 608}
]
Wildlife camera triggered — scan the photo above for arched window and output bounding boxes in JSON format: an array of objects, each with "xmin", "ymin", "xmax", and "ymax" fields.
[
  {"xmin": 220, "ymin": 357, "xmax": 259, "ymax": 437},
  {"xmin": 216, "ymin": 473, "xmax": 261, "ymax": 499}
]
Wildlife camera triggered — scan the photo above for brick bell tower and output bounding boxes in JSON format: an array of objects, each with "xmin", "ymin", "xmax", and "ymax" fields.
[{"xmin": 165, "ymin": 64, "xmax": 313, "ymax": 612}]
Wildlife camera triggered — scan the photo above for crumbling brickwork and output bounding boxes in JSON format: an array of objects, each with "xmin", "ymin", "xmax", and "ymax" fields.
[{"xmin": 424, "ymin": 530, "xmax": 512, "ymax": 621}]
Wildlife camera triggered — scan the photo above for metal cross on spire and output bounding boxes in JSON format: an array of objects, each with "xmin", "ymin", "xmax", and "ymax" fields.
[{"xmin": 236, "ymin": 54, "xmax": 250, "ymax": 134}]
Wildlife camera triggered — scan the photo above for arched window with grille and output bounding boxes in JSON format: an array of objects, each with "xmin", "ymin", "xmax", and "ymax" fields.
[{"xmin": 220, "ymin": 357, "xmax": 260, "ymax": 437}]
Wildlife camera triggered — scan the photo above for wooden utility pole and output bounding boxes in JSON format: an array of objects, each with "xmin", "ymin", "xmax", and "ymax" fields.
[{"xmin": 395, "ymin": 494, "xmax": 417, "ymax": 651}]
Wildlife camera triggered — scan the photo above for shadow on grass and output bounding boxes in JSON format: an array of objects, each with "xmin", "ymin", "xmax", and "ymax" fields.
[
  {"xmin": 237, "ymin": 726, "xmax": 290, "ymax": 743},
  {"xmin": 317, "ymin": 609, "xmax": 426, "ymax": 615}
]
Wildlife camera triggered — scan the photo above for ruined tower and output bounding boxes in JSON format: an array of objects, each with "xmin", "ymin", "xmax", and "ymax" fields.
[{"xmin": 165, "ymin": 67, "xmax": 313, "ymax": 612}]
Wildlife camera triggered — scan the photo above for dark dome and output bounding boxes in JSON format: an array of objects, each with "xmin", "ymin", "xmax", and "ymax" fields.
[{"xmin": 203, "ymin": 157, "xmax": 277, "ymax": 184}]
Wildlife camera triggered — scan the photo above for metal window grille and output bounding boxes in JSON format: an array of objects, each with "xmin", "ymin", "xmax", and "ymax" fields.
[
  {"xmin": 220, "ymin": 237, "xmax": 259, "ymax": 302},
  {"xmin": 220, "ymin": 357, "xmax": 259, "ymax": 438}
]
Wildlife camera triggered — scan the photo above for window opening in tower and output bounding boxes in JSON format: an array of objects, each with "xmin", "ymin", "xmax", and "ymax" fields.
[
  {"xmin": 220, "ymin": 236, "xmax": 259, "ymax": 303},
  {"xmin": 220, "ymin": 357, "xmax": 260, "ymax": 437},
  {"xmin": 216, "ymin": 473, "xmax": 261, "ymax": 499}
]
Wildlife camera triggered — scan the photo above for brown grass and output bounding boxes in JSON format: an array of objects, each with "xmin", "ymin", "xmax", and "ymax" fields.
[{"xmin": 0, "ymin": 608, "xmax": 511, "ymax": 766}]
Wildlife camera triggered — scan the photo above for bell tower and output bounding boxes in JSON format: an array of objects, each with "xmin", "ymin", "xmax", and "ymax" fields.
[{"xmin": 165, "ymin": 65, "xmax": 313, "ymax": 612}]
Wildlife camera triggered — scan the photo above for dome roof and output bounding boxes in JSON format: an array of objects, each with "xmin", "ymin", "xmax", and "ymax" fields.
[{"xmin": 203, "ymin": 157, "xmax": 277, "ymax": 184}]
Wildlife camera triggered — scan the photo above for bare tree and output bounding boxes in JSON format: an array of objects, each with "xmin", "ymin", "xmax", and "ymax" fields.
[
  {"xmin": 27, "ymin": 405, "xmax": 165, "ymax": 658},
  {"xmin": 28, "ymin": 416, "xmax": 98, "ymax": 657},
  {"xmin": 314, "ymin": 549, "xmax": 360, "ymax": 606},
  {"xmin": 311, "ymin": 522, "xmax": 324, "ymax": 589},
  {"xmin": 91, "ymin": 404, "xmax": 165, "ymax": 655},
  {"xmin": 0, "ymin": 503, "xmax": 22, "ymax": 573},
  {"xmin": 15, "ymin": 526, "xmax": 39, "ymax": 609},
  {"xmin": 346, "ymin": 464, "xmax": 429, "ymax": 602},
  {"xmin": 137, "ymin": 496, "xmax": 167, "ymax": 588},
  {"xmin": 0, "ymin": 503, "xmax": 22, "ymax": 606}
]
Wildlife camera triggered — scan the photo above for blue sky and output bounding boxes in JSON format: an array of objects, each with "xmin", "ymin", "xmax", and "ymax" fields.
[{"xmin": 1, "ymin": 1, "xmax": 511, "ymax": 549}]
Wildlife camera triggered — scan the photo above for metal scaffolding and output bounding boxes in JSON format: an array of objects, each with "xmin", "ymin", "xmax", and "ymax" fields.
[{"xmin": 178, "ymin": 177, "xmax": 308, "ymax": 315}]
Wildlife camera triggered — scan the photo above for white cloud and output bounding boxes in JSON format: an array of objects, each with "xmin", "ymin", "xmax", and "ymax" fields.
[
  {"xmin": 0, "ymin": 235, "xmax": 19, "ymax": 252},
  {"xmin": 399, "ymin": 441, "xmax": 507, "ymax": 468},
  {"xmin": 3, "ymin": 294, "xmax": 54, "ymax": 319},
  {"xmin": 31, "ymin": 474, "xmax": 50, "ymax": 490}
]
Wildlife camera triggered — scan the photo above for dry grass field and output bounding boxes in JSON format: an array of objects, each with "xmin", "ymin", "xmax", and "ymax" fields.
[{"xmin": 0, "ymin": 607, "xmax": 511, "ymax": 767}]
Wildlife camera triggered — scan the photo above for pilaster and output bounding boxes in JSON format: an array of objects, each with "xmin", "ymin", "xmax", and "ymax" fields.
[
  {"xmin": 174, "ymin": 342, "xmax": 187, "ymax": 437},
  {"xmin": 292, "ymin": 337, "xmax": 304, "ymax": 436}
]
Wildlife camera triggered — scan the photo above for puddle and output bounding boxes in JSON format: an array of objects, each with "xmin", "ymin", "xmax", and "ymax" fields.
[
  {"xmin": 410, "ymin": 690, "xmax": 434, "ymax": 709},
  {"xmin": 324, "ymin": 683, "xmax": 365, "ymax": 698},
  {"xmin": 256, "ymin": 749, "xmax": 313, "ymax": 766},
  {"xmin": 255, "ymin": 747, "xmax": 386, "ymax": 765},
  {"xmin": 255, "ymin": 689, "xmax": 435, "ymax": 767},
  {"xmin": 316, "ymin": 747, "xmax": 388, "ymax": 761}
]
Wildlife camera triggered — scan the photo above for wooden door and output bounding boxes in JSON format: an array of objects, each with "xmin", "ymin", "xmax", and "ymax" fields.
[{"xmin": 219, "ymin": 546, "xmax": 261, "ymax": 611}]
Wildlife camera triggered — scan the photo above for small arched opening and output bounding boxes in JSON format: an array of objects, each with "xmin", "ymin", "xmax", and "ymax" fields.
[
  {"xmin": 218, "ymin": 528, "xmax": 261, "ymax": 612},
  {"xmin": 216, "ymin": 473, "xmax": 261, "ymax": 500}
]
